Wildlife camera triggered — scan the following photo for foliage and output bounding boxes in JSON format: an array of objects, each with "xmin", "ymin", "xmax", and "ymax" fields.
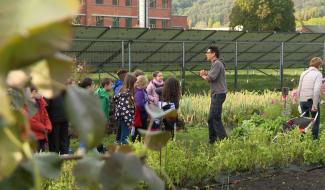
[
  {"xmin": 173, "ymin": 0, "xmax": 325, "ymax": 29},
  {"xmin": 138, "ymin": 128, "xmax": 325, "ymax": 187},
  {"xmin": 180, "ymin": 91, "xmax": 280, "ymax": 126},
  {"xmin": 231, "ymin": 114, "xmax": 287, "ymax": 138},
  {"xmin": 229, "ymin": 0, "xmax": 296, "ymax": 32},
  {"xmin": 302, "ymin": 16, "xmax": 325, "ymax": 25}
]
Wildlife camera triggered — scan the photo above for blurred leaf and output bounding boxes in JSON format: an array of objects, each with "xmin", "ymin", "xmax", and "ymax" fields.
[
  {"xmin": 0, "ymin": 83, "xmax": 15, "ymax": 126},
  {"xmin": 7, "ymin": 88, "xmax": 25, "ymax": 109},
  {"xmin": 73, "ymin": 156, "xmax": 104, "ymax": 189},
  {"xmin": 145, "ymin": 103, "xmax": 177, "ymax": 119},
  {"xmin": 99, "ymin": 153, "xmax": 164, "ymax": 190},
  {"xmin": 0, "ymin": 0, "xmax": 80, "ymax": 73},
  {"xmin": 107, "ymin": 144, "xmax": 134, "ymax": 154},
  {"xmin": 30, "ymin": 53, "xmax": 73, "ymax": 98},
  {"xmin": 139, "ymin": 129, "xmax": 172, "ymax": 151},
  {"xmin": 0, "ymin": 165, "xmax": 33, "ymax": 190},
  {"xmin": 0, "ymin": 0, "xmax": 79, "ymax": 45},
  {"xmin": 0, "ymin": 21, "xmax": 72, "ymax": 73},
  {"xmin": 10, "ymin": 110, "xmax": 30, "ymax": 142},
  {"xmin": 0, "ymin": 91, "xmax": 33, "ymax": 180},
  {"xmin": 0, "ymin": 128, "xmax": 21, "ymax": 181},
  {"xmin": 6, "ymin": 70, "xmax": 30, "ymax": 89},
  {"xmin": 7, "ymin": 88, "xmax": 37, "ymax": 118},
  {"xmin": 141, "ymin": 164, "xmax": 165, "ymax": 190},
  {"xmin": 22, "ymin": 153, "xmax": 63, "ymax": 179},
  {"xmin": 0, "ymin": 83, "xmax": 21, "ymax": 180},
  {"xmin": 65, "ymin": 86, "xmax": 106, "ymax": 149}
]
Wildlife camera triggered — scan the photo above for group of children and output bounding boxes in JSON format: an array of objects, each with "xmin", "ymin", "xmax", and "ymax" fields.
[
  {"xmin": 24, "ymin": 69, "xmax": 181, "ymax": 153},
  {"xmin": 113, "ymin": 70, "xmax": 181, "ymax": 144}
]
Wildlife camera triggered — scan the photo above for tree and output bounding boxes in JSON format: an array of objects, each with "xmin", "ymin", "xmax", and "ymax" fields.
[
  {"xmin": 194, "ymin": 21, "xmax": 208, "ymax": 29},
  {"xmin": 229, "ymin": 0, "xmax": 296, "ymax": 32},
  {"xmin": 208, "ymin": 18, "xmax": 214, "ymax": 28}
]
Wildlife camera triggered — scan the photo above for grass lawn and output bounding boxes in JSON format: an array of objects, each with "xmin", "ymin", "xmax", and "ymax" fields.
[
  {"xmin": 69, "ymin": 126, "xmax": 210, "ymax": 153},
  {"xmin": 86, "ymin": 68, "xmax": 303, "ymax": 95}
]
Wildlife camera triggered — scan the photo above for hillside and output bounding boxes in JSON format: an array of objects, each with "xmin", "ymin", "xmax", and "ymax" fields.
[{"xmin": 172, "ymin": 0, "xmax": 325, "ymax": 28}]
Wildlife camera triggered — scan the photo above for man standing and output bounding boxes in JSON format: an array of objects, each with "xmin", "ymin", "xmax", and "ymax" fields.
[{"xmin": 200, "ymin": 46, "xmax": 227, "ymax": 144}]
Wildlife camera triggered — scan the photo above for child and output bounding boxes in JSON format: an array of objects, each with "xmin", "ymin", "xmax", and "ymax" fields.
[
  {"xmin": 79, "ymin": 77, "xmax": 95, "ymax": 93},
  {"xmin": 46, "ymin": 90, "xmax": 70, "ymax": 155},
  {"xmin": 95, "ymin": 78, "xmax": 112, "ymax": 121},
  {"xmin": 112, "ymin": 70, "xmax": 127, "ymax": 143},
  {"xmin": 132, "ymin": 75, "xmax": 149, "ymax": 142},
  {"xmin": 77, "ymin": 77, "xmax": 96, "ymax": 154},
  {"xmin": 95, "ymin": 78, "xmax": 112, "ymax": 153},
  {"xmin": 113, "ymin": 73, "xmax": 137, "ymax": 144},
  {"xmin": 146, "ymin": 71, "xmax": 164, "ymax": 129},
  {"xmin": 113, "ymin": 70, "xmax": 128, "ymax": 95},
  {"xmin": 161, "ymin": 77, "xmax": 181, "ymax": 139},
  {"xmin": 28, "ymin": 86, "xmax": 52, "ymax": 152},
  {"xmin": 146, "ymin": 71, "xmax": 164, "ymax": 105}
]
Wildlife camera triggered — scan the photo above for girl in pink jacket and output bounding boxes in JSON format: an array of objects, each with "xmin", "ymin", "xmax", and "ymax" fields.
[{"xmin": 146, "ymin": 71, "xmax": 164, "ymax": 105}]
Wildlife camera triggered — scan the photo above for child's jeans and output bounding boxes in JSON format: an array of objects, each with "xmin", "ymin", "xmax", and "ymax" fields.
[{"xmin": 116, "ymin": 119, "xmax": 129, "ymax": 144}]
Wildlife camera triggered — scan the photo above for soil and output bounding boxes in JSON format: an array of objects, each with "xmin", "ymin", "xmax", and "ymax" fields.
[
  {"xmin": 229, "ymin": 167, "xmax": 325, "ymax": 190},
  {"xmin": 181, "ymin": 166, "xmax": 325, "ymax": 190}
]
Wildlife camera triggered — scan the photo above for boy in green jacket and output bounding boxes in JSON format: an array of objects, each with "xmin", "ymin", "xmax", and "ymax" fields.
[
  {"xmin": 95, "ymin": 78, "xmax": 112, "ymax": 121},
  {"xmin": 94, "ymin": 78, "xmax": 112, "ymax": 153}
]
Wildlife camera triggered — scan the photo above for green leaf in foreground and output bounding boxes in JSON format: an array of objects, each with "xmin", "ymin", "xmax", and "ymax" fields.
[
  {"xmin": 0, "ymin": 0, "xmax": 79, "ymax": 73},
  {"xmin": 65, "ymin": 86, "xmax": 106, "ymax": 149},
  {"xmin": 22, "ymin": 153, "xmax": 63, "ymax": 179},
  {"xmin": 73, "ymin": 156, "xmax": 104, "ymax": 189},
  {"xmin": 139, "ymin": 129, "xmax": 172, "ymax": 151},
  {"xmin": 0, "ymin": 165, "xmax": 33, "ymax": 190},
  {"xmin": 30, "ymin": 53, "xmax": 73, "ymax": 98},
  {"xmin": 99, "ymin": 153, "xmax": 164, "ymax": 190},
  {"xmin": 145, "ymin": 103, "xmax": 177, "ymax": 119}
]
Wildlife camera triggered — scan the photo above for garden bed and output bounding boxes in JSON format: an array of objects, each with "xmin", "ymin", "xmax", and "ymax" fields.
[{"xmin": 184, "ymin": 166, "xmax": 325, "ymax": 190}]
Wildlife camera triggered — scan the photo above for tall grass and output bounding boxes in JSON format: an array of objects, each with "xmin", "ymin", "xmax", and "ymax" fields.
[{"xmin": 180, "ymin": 91, "xmax": 280, "ymax": 127}]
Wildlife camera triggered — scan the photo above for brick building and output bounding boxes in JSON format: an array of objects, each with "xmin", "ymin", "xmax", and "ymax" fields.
[{"xmin": 73, "ymin": 0, "xmax": 188, "ymax": 29}]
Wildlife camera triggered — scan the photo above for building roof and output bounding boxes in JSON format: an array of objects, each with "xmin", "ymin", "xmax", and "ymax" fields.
[
  {"xmin": 65, "ymin": 26, "xmax": 325, "ymax": 73},
  {"xmin": 302, "ymin": 25, "xmax": 325, "ymax": 33}
]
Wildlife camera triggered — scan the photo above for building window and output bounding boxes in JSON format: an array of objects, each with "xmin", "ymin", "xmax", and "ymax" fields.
[
  {"xmin": 96, "ymin": 16, "xmax": 104, "ymax": 26},
  {"xmin": 149, "ymin": 0, "xmax": 156, "ymax": 8},
  {"xmin": 96, "ymin": 0, "xmax": 103, "ymax": 4},
  {"xmin": 125, "ymin": 18, "xmax": 132, "ymax": 28},
  {"xmin": 162, "ymin": 0, "xmax": 168, "ymax": 8},
  {"xmin": 72, "ymin": 15, "xmax": 82, "ymax": 25},
  {"xmin": 112, "ymin": 0, "xmax": 119, "ymax": 6},
  {"xmin": 79, "ymin": 0, "xmax": 85, "ymax": 5},
  {"xmin": 149, "ymin": 19, "xmax": 156, "ymax": 28},
  {"xmin": 125, "ymin": 0, "xmax": 131, "ymax": 6},
  {"xmin": 112, "ymin": 17, "xmax": 119, "ymax": 27},
  {"xmin": 162, "ymin": 20, "xmax": 168, "ymax": 28}
]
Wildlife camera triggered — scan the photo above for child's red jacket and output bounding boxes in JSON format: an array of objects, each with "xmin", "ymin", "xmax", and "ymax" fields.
[{"xmin": 28, "ymin": 97, "xmax": 52, "ymax": 140}]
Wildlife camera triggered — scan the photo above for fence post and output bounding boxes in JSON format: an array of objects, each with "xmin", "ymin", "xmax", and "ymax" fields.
[
  {"xmin": 323, "ymin": 41, "xmax": 325, "ymax": 76},
  {"xmin": 128, "ymin": 41, "xmax": 131, "ymax": 72},
  {"xmin": 280, "ymin": 42, "xmax": 284, "ymax": 90},
  {"xmin": 181, "ymin": 42, "xmax": 186, "ymax": 94},
  {"xmin": 121, "ymin": 41, "xmax": 125, "ymax": 69},
  {"xmin": 234, "ymin": 41, "xmax": 238, "ymax": 91}
]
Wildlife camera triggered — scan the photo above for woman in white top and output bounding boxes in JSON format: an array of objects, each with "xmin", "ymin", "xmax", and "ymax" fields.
[{"xmin": 297, "ymin": 57, "xmax": 323, "ymax": 139}]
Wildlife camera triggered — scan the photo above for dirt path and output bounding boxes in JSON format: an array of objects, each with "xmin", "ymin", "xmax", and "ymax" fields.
[
  {"xmin": 213, "ymin": 168, "xmax": 325, "ymax": 190},
  {"xmin": 230, "ymin": 167, "xmax": 325, "ymax": 190},
  {"xmin": 179, "ymin": 166, "xmax": 325, "ymax": 190}
]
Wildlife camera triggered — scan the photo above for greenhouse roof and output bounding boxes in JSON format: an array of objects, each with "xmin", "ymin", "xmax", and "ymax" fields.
[{"xmin": 65, "ymin": 26, "xmax": 325, "ymax": 73}]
